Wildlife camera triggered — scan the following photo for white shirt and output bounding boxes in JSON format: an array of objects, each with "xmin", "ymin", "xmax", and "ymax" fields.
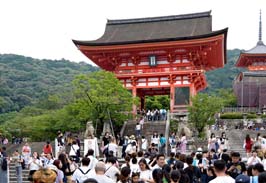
[
  {"xmin": 151, "ymin": 136, "xmax": 160, "ymax": 145},
  {"xmin": 130, "ymin": 164, "xmax": 139, "ymax": 173},
  {"xmin": 141, "ymin": 139, "xmax": 148, "ymax": 150},
  {"xmin": 105, "ymin": 164, "xmax": 120, "ymax": 182},
  {"xmin": 209, "ymin": 176, "xmax": 235, "ymax": 183},
  {"xmin": 87, "ymin": 155, "xmax": 98, "ymax": 170},
  {"xmin": 139, "ymin": 169, "xmax": 152, "ymax": 183},
  {"xmin": 105, "ymin": 143, "xmax": 118, "ymax": 156},
  {"xmin": 69, "ymin": 144, "xmax": 80, "ymax": 156},
  {"xmin": 28, "ymin": 158, "xmax": 42, "ymax": 170},
  {"xmin": 136, "ymin": 124, "xmax": 141, "ymax": 130},
  {"xmin": 262, "ymin": 159, "xmax": 266, "ymax": 171},
  {"xmin": 94, "ymin": 174, "xmax": 115, "ymax": 183},
  {"xmin": 71, "ymin": 166, "xmax": 92, "ymax": 183},
  {"xmin": 247, "ymin": 156, "xmax": 262, "ymax": 165}
]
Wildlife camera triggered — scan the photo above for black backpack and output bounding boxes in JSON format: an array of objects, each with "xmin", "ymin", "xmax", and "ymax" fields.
[{"xmin": 1, "ymin": 157, "xmax": 7, "ymax": 171}]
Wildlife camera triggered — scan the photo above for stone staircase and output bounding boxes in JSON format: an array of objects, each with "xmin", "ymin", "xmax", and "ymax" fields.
[
  {"xmin": 122, "ymin": 120, "xmax": 167, "ymax": 140},
  {"xmin": 8, "ymin": 162, "xmax": 30, "ymax": 183},
  {"xmin": 211, "ymin": 129, "xmax": 264, "ymax": 158}
]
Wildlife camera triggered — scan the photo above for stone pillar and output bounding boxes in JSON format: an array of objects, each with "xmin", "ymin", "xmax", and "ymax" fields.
[{"xmin": 102, "ymin": 121, "xmax": 112, "ymax": 136}]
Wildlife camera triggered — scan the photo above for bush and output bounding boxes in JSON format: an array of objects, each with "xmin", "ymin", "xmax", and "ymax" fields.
[
  {"xmin": 220, "ymin": 112, "xmax": 243, "ymax": 119},
  {"xmin": 220, "ymin": 112, "xmax": 258, "ymax": 119},
  {"xmin": 246, "ymin": 113, "xmax": 257, "ymax": 119}
]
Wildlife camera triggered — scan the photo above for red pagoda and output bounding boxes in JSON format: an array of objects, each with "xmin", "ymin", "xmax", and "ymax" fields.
[
  {"xmin": 73, "ymin": 11, "xmax": 228, "ymax": 113},
  {"xmin": 234, "ymin": 11, "xmax": 266, "ymax": 110}
]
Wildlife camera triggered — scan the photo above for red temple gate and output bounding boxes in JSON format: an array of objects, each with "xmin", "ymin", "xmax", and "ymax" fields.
[{"xmin": 73, "ymin": 11, "xmax": 227, "ymax": 113}]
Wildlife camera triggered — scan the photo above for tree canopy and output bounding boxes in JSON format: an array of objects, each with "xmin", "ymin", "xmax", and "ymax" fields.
[
  {"xmin": 0, "ymin": 54, "xmax": 98, "ymax": 113},
  {"xmin": 188, "ymin": 93, "xmax": 224, "ymax": 138},
  {"xmin": 0, "ymin": 71, "xmax": 136, "ymax": 140},
  {"xmin": 71, "ymin": 71, "xmax": 137, "ymax": 127}
]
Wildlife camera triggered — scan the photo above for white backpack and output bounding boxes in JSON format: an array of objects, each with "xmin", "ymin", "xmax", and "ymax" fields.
[{"xmin": 77, "ymin": 168, "xmax": 91, "ymax": 183}]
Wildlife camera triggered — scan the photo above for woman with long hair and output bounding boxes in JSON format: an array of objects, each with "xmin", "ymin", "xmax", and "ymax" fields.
[
  {"xmin": 245, "ymin": 134, "xmax": 253, "ymax": 157},
  {"xmin": 53, "ymin": 160, "xmax": 64, "ymax": 183},
  {"xmin": 180, "ymin": 133, "xmax": 187, "ymax": 154},
  {"xmin": 138, "ymin": 158, "xmax": 152, "ymax": 183},
  {"xmin": 208, "ymin": 133, "xmax": 216, "ymax": 151},
  {"xmin": 58, "ymin": 153, "xmax": 71, "ymax": 183}
]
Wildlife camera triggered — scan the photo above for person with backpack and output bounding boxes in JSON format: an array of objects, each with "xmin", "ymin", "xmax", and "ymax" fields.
[
  {"xmin": 0, "ymin": 146, "xmax": 8, "ymax": 183},
  {"xmin": 11, "ymin": 150, "xmax": 23, "ymax": 183},
  {"xmin": 69, "ymin": 140, "xmax": 80, "ymax": 163},
  {"xmin": 71, "ymin": 157, "xmax": 92, "ymax": 183},
  {"xmin": 105, "ymin": 157, "xmax": 120, "ymax": 182}
]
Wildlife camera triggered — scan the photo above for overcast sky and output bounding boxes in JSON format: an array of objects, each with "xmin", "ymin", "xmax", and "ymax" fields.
[{"xmin": 0, "ymin": 0, "xmax": 265, "ymax": 65}]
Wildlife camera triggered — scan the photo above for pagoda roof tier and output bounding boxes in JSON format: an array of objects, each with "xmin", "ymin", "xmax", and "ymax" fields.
[
  {"xmin": 236, "ymin": 43, "xmax": 266, "ymax": 68},
  {"xmin": 236, "ymin": 10, "xmax": 266, "ymax": 68},
  {"xmin": 245, "ymin": 41, "xmax": 266, "ymax": 54},
  {"xmin": 73, "ymin": 11, "xmax": 227, "ymax": 46}
]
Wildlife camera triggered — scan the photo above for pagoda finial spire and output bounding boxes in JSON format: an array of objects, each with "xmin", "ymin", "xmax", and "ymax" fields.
[
  {"xmin": 259, "ymin": 10, "xmax": 262, "ymax": 41},
  {"xmin": 257, "ymin": 10, "xmax": 264, "ymax": 45}
]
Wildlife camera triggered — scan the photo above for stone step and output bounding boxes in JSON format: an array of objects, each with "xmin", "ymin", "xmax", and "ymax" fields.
[{"xmin": 7, "ymin": 163, "xmax": 30, "ymax": 183}]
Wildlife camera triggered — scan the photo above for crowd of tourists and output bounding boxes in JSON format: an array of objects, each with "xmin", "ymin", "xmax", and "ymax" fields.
[
  {"xmin": 1, "ymin": 130, "xmax": 266, "ymax": 183},
  {"xmin": 137, "ymin": 109, "xmax": 167, "ymax": 122}
]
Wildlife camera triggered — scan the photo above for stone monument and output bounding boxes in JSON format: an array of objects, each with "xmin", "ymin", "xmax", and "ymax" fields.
[{"xmin": 83, "ymin": 121, "xmax": 99, "ymax": 157}]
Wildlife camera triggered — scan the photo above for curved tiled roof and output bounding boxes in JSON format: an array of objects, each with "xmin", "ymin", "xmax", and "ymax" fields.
[
  {"xmin": 244, "ymin": 41, "xmax": 266, "ymax": 54},
  {"xmin": 73, "ymin": 11, "xmax": 219, "ymax": 46}
]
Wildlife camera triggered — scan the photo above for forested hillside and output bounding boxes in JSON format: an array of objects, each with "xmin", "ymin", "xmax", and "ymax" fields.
[
  {"xmin": 0, "ymin": 50, "xmax": 245, "ymax": 140},
  {"xmin": 0, "ymin": 50, "xmax": 244, "ymax": 114},
  {"xmin": 205, "ymin": 49, "xmax": 244, "ymax": 93},
  {"xmin": 0, "ymin": 54, "xmax": 99, "ymax": 113}
]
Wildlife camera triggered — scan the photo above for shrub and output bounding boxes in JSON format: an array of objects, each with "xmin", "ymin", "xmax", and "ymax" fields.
[{"xmin": 220, "ymin": 112, "xmax": 243, "ymax": 119}]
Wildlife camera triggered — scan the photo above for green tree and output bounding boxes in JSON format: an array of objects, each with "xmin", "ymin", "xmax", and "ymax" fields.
[
  {"xmin": 72, "ymin": 71, "xmax": 136, "ymax": 133},
  {"xmin": 188, "ymin": 93, "xmax": 223, "ymax": 138},
  {"xmin": 145, "ymin": 95, "xmax": 170, "ymax": 110},
  {"xmin": 216, "ymin": 88, "xmax": 237, "ymax": 107}
]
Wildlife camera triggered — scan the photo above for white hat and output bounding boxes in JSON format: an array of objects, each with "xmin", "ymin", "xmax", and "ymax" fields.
[
  {"xmin": 196, "ymin": 147, "xmax": 203, "ymax": 153},
  {"xmin": 46, "ymin": 164, "xmax": 58, "ymax": 172}
]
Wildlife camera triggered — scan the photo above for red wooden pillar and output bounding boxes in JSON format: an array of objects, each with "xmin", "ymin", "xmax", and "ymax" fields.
[
  {"xmin": 132, "ymin": 86, "xmax": 137, "ymax": 115},
  {"xmin": 170, "ymin": 84, "xmax": 175, "ymax": 113}
]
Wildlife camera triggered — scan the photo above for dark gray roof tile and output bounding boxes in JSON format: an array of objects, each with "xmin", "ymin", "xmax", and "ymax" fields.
[{"xmin": 73, "ymin": 11, "xmax": 218, "ymax": 46}]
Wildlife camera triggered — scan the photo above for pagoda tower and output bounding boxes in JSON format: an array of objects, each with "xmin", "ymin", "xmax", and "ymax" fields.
[
  {"xmin": 234, "ymin": 11, "xmax": 266, "ymax": 110},
  {"xmin": 73, "ymin": 11, "xmax": 228, "ymax": 113}
]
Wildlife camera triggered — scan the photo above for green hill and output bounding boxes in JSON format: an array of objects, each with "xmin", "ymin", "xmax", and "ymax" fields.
[
  {"xmin": 205, "ymin": 49, "xmax": 243, "ymax": 93},
  {"xmin": 0, "ymin": 54, "xmax": 99, "ymax": 113},
  {"xmin": 0, "ymin": 49, "xmax": 244, "ymax": 114}
]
